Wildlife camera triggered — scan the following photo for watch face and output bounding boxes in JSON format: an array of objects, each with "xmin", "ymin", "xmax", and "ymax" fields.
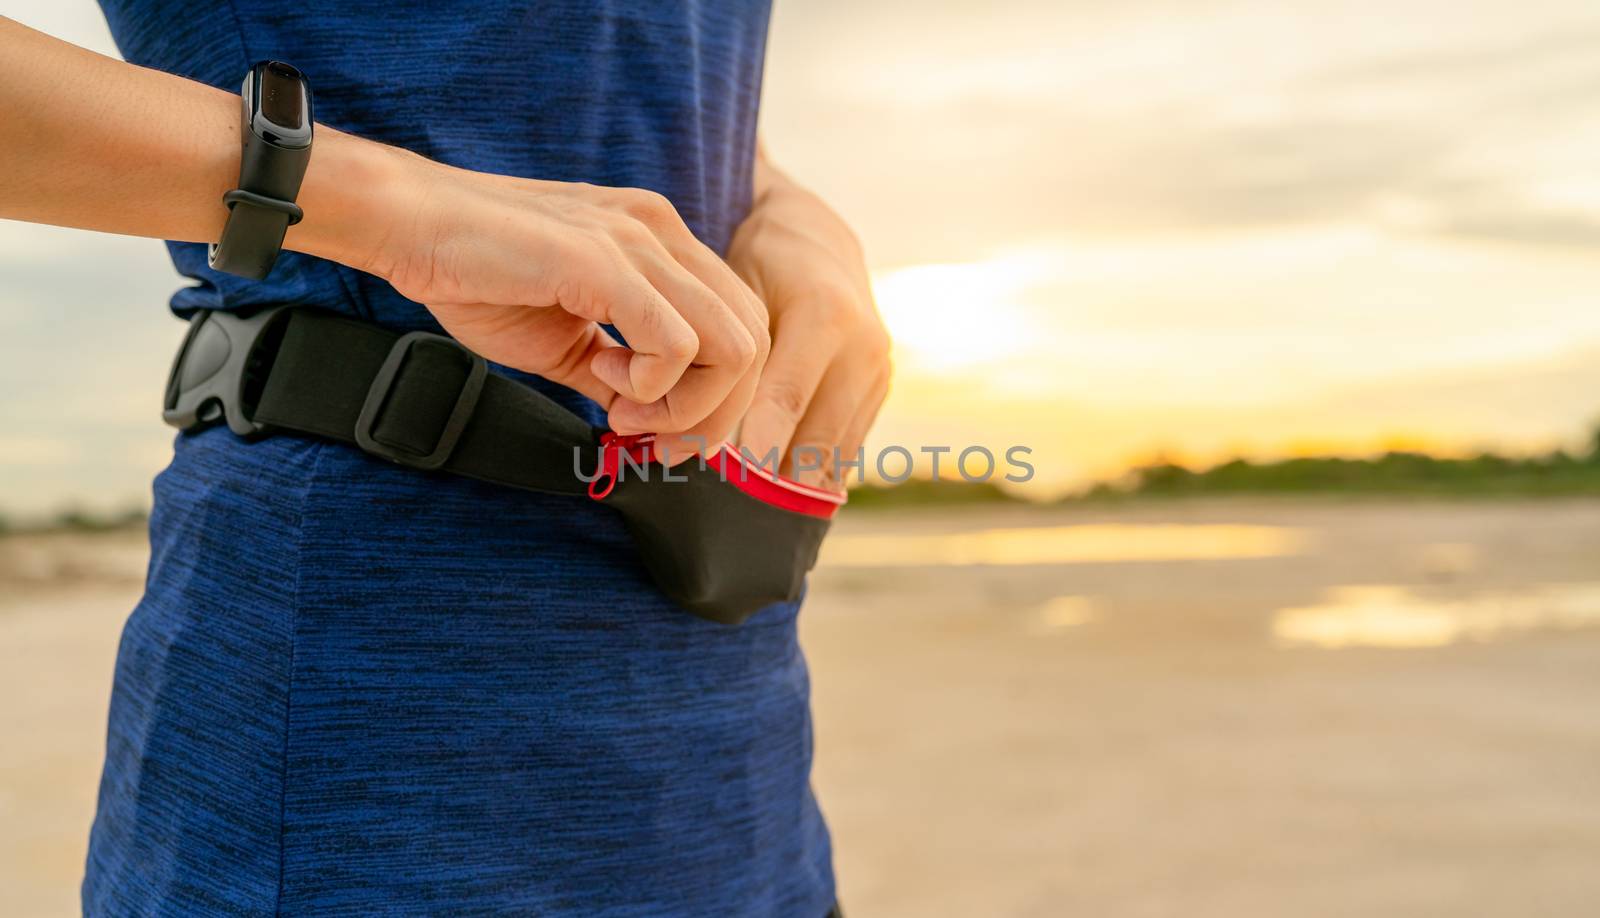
[{"xmin": 259, "ymin": 62, "xmax": 305, "ymax": 130}]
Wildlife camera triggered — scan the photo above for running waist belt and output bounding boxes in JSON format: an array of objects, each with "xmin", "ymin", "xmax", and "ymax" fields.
[{"xmin": 161, "ymin": 306, "xmax": 842, "ymax": 625}]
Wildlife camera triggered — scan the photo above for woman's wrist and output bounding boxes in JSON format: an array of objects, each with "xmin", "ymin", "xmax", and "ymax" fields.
[
  {"xmin": 750, "ymin": 143, "xmax": 804, "ymax": 213},
  {"xmin": 284, "ymin": 129, "xmax": 426, "ymax": 277},
  {"xmin": 746, "ymin": 145, "xmax": 861, "ymax": 259},
  {"xmin": 0, "ymin": 20, "xmax": 428, "ymax": 279},
  {"xmin": 742, "ymin": 180, "xmax": 864, "ymax": 277}
]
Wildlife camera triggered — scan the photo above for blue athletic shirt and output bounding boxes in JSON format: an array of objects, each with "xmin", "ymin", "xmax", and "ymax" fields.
[{"xmin": 83, "ymin": 3, "xmax": 838, "ymax": 915}]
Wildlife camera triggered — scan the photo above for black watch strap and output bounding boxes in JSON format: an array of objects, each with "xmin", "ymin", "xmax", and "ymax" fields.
[
  {"xmin": 210, "ymin": 190, "xmax": 304, "ymax": 278},
  {"xmin": 209, "ymin": 61, "xmax": 313, "ymax": 280}
]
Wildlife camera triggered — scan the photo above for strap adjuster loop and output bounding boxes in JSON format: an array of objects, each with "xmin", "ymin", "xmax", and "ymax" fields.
[
  {"xmin": 354, "ymin": 332, "xmax": 487, "ymax": 470},
  {"xmin": 222, "ymin": 188, "xmax": 305, "ymax": 226}
]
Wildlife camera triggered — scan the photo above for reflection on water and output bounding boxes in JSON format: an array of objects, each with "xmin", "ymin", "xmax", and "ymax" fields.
[
  {"xmin": 1274, "ymin": 584, "xmax": 1600, "ymax": 649},
  {"xmin": 1031, "ymin": 596, "xmax": 1099, "ymax": 634},
  {"xmin": 821, "ymin": 524, "xmax": 1309, "ymax": 568}
]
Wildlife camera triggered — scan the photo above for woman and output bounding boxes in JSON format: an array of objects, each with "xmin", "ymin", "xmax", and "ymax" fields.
[{"xmin": 1, "ymin": 3, "xmax": 889, "ymax": 914}]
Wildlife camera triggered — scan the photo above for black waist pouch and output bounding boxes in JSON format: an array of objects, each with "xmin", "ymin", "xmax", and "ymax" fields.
[
  {"xmin": 163, "ymin": 306, "xmax": 841, "ymax": 625},
  {"xmin": 588, "ymin": 433, "xmax": 839, "ymax": 622}
]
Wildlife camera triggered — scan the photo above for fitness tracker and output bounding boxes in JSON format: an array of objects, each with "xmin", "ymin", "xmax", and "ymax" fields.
[{"xmin": 209, "ymin": 61, "xmax": 313, "ymax": 280}]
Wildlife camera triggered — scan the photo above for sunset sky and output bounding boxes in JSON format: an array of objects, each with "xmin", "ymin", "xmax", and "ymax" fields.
[{"xmin": 5, "ymin": 0, "xmax": 1600, "ymax": 513}]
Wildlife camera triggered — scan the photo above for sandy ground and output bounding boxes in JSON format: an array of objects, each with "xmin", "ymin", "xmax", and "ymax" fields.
[{"xmin": 3, "ymin": 499, "xmax": 1599, "ymax": 916}]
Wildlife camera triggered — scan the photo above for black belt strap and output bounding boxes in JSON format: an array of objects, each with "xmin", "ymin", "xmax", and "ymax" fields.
[{"xmin": 164, "ymin": 307, "xmax": 600, "ymax": 495}]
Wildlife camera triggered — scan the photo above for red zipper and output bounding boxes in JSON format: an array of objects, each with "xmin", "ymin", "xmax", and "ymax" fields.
[
  {"xmin": 586, "ymin": 433, "xmax": 845, "ymax": 519},
  {"xmin": 704, "ymin": 446, "xmax": 844, "ymax": 519}
]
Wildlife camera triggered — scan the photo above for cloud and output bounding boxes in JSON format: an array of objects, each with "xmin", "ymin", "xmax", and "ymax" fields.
[
  {"xmin": 1428, "ymin": 203, "xmax": 1600, "ymax": 250},
  {"xmin": 1308, "ymin": 22, "xmax": 1600, "ymax": 91},
  {"xmin": 764, "ymin": 0, "xmax": 1600, "ymax": 265}
]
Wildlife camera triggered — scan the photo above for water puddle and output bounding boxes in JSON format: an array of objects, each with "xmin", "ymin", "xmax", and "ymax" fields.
[
  {"xmin": 1274, "ymin": 584, "xmax": 1600, "ymax": 649},
  {"xmin": 821, "ymin": 524, "xmax": 1310, "ymax": 568}
]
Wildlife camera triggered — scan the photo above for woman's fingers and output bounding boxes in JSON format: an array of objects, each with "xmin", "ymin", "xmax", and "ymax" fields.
[
  {"xmin": 422, "ymin": 300, "xmax": 623, "ymax": 409},
  {"xmin": 616, "ymin": 195, "xmax": 772, "ymax": 454},
  {"xmin": 565, "ymin": 250, "xmax": 700, "ymax": 405},
  {"xmin": 506, "ymin": 309, "xmax": 627, "ymax": 411},
  {"xmin": 737, "ymin": 315, "xmax": 835, "ymax": 467},
  {"xmin": 646, "ymin": 361, "xmax": 765, "ymax": 465},
  {"xmin": 605, "ymin": 250, "xmax": 759, "ymax": 437},
  {"xmin": 610, "ymin": 360, "xmax": 759, "ymax": 449},
  {"xmin": 614, "ymin": 186, "xmax": 769, "ymax": 324},
  {"xmin": 831, "ymin": 368, "xmax": 890, "ymax": 489},
  {"xmin": 781, "ymin": 357, "xmax": 881, "ymax": 488},
  {"xmin": 662, "ymin": 231, "xmax": 771, "ymax": 354}
]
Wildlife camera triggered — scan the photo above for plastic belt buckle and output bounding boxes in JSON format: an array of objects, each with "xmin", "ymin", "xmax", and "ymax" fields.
[
  {"xmin": 353, "ymin": 331, "xmax": 488, "ymax": 471},
  {"xmin": 162, "ymin": 306, "xmax": 291, "ymax": 437}
]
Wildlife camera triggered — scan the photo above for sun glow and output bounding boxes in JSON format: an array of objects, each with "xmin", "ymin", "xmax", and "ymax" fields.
[{"xmin": 871, "ymin": 253, "xmax": 1055, "ymax": 372}]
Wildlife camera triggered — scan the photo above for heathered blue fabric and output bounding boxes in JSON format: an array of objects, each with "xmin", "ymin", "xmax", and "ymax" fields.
[{"xmin": 84, "ymin": 2, "xmax": 836, "ymax": 915}]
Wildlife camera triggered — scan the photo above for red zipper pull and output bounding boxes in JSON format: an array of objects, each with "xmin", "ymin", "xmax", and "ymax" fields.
[
  {"xmin": 588, "ymin": 432, "xmax": 622, "ymax": 500},
  {"xmin": 588, "ymin": 432, "xmax": 652, "ymax": 500}
]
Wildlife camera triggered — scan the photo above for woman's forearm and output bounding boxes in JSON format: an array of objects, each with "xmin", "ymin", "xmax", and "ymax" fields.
[
  {"xmin": 1, "ymin": 16, "xmax": 775, "ymax": 442},
  {"xmin": 0, "ymin": 16, "xmax": 404, "ymax": 270}
]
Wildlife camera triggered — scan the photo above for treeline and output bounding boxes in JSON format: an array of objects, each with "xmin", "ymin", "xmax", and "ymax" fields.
[
  {"xmin": 1092, "ymin": 425, "xmax": 1600, "ymax": 500},
  {"xmin": 0, "ymin": 506, "xmax": 147, "ymax": 536},
  {"xmin": 848, "ymin": 423, "xmax": 1600, "ymax": 507},
  {"xmin": 843, "ymin": 477, "xmax": 1019, "ymax": 509}
]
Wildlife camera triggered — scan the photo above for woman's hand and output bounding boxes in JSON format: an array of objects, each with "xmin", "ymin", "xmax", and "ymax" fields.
[
  {"xmin": 726, "ymin": 155, "xmax": 891, "ymax": 490},
  {"xmin": 0, "ymin": 21, "xmax": 765, "ymax": 457},
  {"xmin": 350, "ymin": 149, "xmax": 770, "ymax": 460}
]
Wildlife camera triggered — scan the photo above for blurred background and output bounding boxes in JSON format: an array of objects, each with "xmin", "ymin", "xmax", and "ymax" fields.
[{"xmin": 5, "ymin": 1, "xmax": 1600, "ymax": 915}]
